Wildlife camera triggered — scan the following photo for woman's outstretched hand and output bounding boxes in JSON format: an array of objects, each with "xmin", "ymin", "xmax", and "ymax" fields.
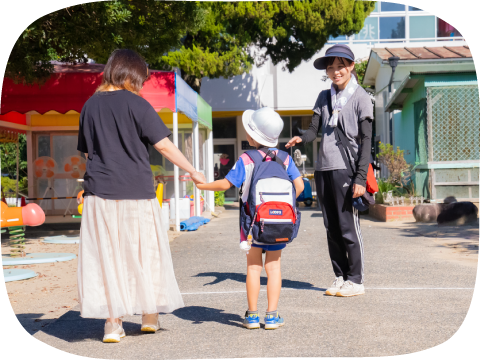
[
  {"xmin": 285, "ymin": 136, "xmax": 303, "ymax": 149},
  {"xmin": 191, "ymin": 171, "xmax": 207, "ymax": 185}
]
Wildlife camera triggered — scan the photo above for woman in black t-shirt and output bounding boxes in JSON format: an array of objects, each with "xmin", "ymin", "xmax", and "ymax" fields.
[{"xmin": 77, "ymin": 49, "xmax": 206, "ymax": 343}]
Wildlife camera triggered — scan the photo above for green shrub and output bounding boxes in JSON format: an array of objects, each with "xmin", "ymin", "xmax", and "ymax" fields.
[
  {"xmin": 1, "ymin": 177, "xmax": 17, "ymax": 196},
  {"xmin": 214, "ymin": 191, "xmax": 225, "ymax": 207},
  {"xmin": 377, "ymin": 142, "xmax": 416, "ymax": 197}
]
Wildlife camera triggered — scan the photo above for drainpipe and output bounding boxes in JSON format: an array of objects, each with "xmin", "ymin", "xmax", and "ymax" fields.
[{"xmin": 388, "ymin": 56, "xmax": 400, "ymax": 145}]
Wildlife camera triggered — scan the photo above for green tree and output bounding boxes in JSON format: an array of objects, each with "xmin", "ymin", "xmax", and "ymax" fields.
[
  {"xmin": 6, "ymin": 1, "xmax": 375, "ymax": 93},
  {"xmin": 6, "ymin": 0, "xmax": 206, "ymax": 85},
  {"xmin": 162, "ymin": 1, "xmax": 376, "ymax": 92},
  {"xmin": 355, "ymin": 60, "xmax": 370, "ymax": 88}
]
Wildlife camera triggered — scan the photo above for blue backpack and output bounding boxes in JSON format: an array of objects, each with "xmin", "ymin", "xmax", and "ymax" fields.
[{"xmin": 240, "ymin": 148, "xmax": 301, "ymax": 245}]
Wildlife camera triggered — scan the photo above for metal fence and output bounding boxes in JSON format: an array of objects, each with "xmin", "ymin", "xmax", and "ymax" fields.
[
  {"xmin": 427, "ymin": 85, "xmax": 480, "ymax": 162},
  {"xmin": 425, "ymin": 85, "xmax": 480, "ymax": 201}
]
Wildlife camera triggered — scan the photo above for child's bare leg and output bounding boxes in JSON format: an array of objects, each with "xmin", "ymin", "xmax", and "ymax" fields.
[
  {"xmin": 265, "ymin": 250, "xmax": 282, "ymax": 312},
  {"xmin": 246, "ymin": 247, "xmax": 263, "ymax": 311}
]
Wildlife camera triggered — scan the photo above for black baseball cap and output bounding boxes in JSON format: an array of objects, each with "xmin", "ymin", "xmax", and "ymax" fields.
[{"xmin": 313, "ymin": 44, "xmax": 355, "ymax": 70}]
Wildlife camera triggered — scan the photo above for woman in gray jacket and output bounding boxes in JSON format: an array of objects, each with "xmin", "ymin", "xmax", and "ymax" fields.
[{"xmin": 286, "ymin": 44, "xmax": 373, "ymax": 297}]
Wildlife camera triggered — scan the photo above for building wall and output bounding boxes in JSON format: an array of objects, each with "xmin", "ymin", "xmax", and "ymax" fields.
[
  {"xmin": 394, "ymin": 78, "xmax": 426, "ymax": 164},
  {"xmin": 201, "ymin": 44, "xmax": 374, "ymax": 113},
  {"xmin": 374, "ymin": 60, "xmax": 474, "ymax": 148}
]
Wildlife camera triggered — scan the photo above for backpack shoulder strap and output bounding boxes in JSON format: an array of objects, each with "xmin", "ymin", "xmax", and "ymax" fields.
[
  {"xmin": 258, "ymin": 147, "xmax": 285, "ymax": 167},
  {"xmin": 245, "ymin": 149, "xmax": 264, "ymax": 165},
  {"xmin": 275, "ymin": 150, "xmax": 289, "ymax": 166}
]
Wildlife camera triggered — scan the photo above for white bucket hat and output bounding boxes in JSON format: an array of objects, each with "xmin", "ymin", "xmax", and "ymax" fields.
[{"xmin": 242, "ymin": 107, "xmax": 284, "ymax": 147}]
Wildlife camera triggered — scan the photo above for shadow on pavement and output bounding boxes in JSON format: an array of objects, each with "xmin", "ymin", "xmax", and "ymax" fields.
[
  {"xmin": 38, "ymin": 310, "xmax": 144, "ymax": 342},
  {"xmin": 171, "ymin": 306, "xmax": 244, "ymax": 328},
  {"xmin": 395, "ymin": 219, "xmax": 479, "ymax": 254},
  {"xmin": 194, "ymin": 272, "xmax": 326, "ymax": 291}
]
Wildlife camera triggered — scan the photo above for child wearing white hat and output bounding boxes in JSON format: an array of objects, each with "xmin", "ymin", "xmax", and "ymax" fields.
[{"xmin": 197, "ymin": 107, "xmax": 304, "ymax": 330}]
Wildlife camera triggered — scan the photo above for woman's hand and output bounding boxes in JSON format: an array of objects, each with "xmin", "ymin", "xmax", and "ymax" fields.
[
  {"xmin": 285, "ymin": 136, "xmax": 303, "ymax": 149},
  {"xmin": 191, "ymin": 171, "xmax": 207, "ymax": 185},
  {"xmin": 352, "ymin": 183, "xmax": 366, "ymax": 198}
]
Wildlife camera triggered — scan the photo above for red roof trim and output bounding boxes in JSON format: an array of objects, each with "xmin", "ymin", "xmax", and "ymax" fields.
[{"xmin": 1, "ymin": 67, "xmax": 176, "ymax": 115}]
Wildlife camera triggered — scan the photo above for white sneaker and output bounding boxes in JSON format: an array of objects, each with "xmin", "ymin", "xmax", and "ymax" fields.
[
  {"xmin": 103, "ymin": 320, "xmax": 126, "ymax": 343},
  {"xmin": 325, "ymin": 276, "xmax": 345, "ymax": 296},
  {"xmin": 141, "ymin": 313, "xmax": 161, "ymax": 332},
  {"xmin": 336, "ymin": 280, "xmax": 365, "ymax": 297}
]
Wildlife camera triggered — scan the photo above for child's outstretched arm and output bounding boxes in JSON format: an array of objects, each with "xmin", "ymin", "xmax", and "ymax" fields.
[
  {"xmin": 196, "ymin": 179, "xmax": 233, "ymax": 192},
  {"xmin": 293, "ymin": 176, "xmax": 305, "ymax": 198}
]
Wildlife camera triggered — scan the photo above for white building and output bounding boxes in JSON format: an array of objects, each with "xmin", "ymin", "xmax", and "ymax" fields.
[{"xmin": 199, "ymin": 1, "xmax": 467, "ymax": 200}]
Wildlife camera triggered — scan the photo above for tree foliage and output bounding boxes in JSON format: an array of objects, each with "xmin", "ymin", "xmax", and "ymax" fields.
[
  {"xmin": 162, "ymin": 1, "xmax": 376, "ymax": 91},
  {"xmin": 6, "ymin": 0, "xmax": 205, "ymax": 85},
  {"xmin": 5, "ymin": 0, "xmax": 375, "ymax": 92},
  {"xmin": 355, "ymin": 60, "xmax": 370, "ymax": 88}
]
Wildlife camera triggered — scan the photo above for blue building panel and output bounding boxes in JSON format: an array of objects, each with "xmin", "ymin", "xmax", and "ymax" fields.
[{"xmin": 175, "ymin": 73, "xmax": 198, "ymax": 121}]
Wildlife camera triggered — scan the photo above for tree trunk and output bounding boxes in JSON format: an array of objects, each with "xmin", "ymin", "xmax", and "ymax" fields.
[{"xmin": 181, "ymin": 69, "xmax": 203, "ymax": 94}]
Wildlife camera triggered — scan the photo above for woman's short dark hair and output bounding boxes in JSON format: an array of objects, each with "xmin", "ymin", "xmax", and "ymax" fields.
[
  {"xmin": 325, "ymin": 56, "xmax": 359, "ymax": 82},
  {"xmin": 97, "ymin": 49, "xmax": 149, "ymax": 94}
]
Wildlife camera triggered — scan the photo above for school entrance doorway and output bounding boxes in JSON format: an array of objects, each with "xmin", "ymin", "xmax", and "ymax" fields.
[{"xmin": 213, "ymin": 142, "xmax": 237, "ymax": 200}]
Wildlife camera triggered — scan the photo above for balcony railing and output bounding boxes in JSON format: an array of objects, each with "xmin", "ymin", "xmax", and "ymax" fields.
[
  {"xmin": 327, "ymin": 5, "xmax": 480, "ymax": 47},
  {"xmin": 327, "ymin": 36, "xmax": 465, "ymax": 45}
]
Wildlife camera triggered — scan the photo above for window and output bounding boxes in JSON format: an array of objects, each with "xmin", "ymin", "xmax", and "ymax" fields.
[
  {"xmin": 149, "ymin": 128, "xmax": 207, "ymax": 200},
  {"xmin": 381, "ymin": 1, "xmax": 480, "ymax": 12},
  {"xmin": 372, "ymin": 2, "xmax": 379, "ymax": 12},
  {"xmin": 33, "ymin": 133, "xmax": 83, "ymax": 216},
  {"xmin": 355, "ymin": 17, "xmax": 379, "ymax": 42},
  {"xmin": 212, "ymin": 117, "xmax": 236, "ymax": 138},
  {"xmin": 410, "ymin": 16, "xmax": 435, "ymax": 39},
  {"xmin": 149, "ymin": 129, "xmax": 206, "ymax": 172},
  {"xmin": 280, "ymin": 116, "xmax": 291, "ymax": 138},
  {"xmin": 380, "ymin": 16, "xmax": 405, "ymax": 39},
  {"xmin": 276, "ymin": 115, "xmax": 321, "ymax": 168},
  {"xmin": 292, "ymin": 116, "xmax": 315, "ymax": 167},
  {"xmin": 437, "ymin": 17, "xmax": 480, "ymax": 37}
]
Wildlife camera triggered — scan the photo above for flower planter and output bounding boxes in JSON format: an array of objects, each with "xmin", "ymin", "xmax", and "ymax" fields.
[{"xmin": 368, "ymin": 204, "xmax": 415, "ymax": 222}]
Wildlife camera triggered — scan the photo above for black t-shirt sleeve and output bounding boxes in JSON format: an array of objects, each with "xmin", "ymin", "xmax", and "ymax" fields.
[
  {"xmin": 138, "ymin": 105, "xmax": 172, "ymax": 145},
  {"xmin": 77, "ymin": 107, "xmax": 88, "ymax": 153}
]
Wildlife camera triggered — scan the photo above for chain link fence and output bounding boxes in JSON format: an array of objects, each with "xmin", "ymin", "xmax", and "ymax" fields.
[{"xmin": 427, "ymin": 85, "xmax": 480, "ymax": 162}]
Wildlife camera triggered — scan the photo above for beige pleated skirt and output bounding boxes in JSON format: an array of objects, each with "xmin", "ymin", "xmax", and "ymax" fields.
[{"xmin": 77, "ymin": 196, "xmax": 184, "ymax": 319}]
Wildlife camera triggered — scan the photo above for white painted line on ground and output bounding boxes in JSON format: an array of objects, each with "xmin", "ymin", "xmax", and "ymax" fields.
[
  {"xmin": 181, "ymin": 287, "xmax": 475, "ymax": 295},
  {"xmin": 366, "ymin": 288, "xmax": 475, "ymax": 290}
]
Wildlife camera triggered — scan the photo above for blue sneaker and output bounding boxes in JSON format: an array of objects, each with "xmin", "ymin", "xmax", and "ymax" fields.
[
  {"xmin": 264, "ymin": 311, "xmax": 285, "ymax": 330},
  {"xmin": 243, "ymin": 311, "xmax": 260, "ymax": 329}
]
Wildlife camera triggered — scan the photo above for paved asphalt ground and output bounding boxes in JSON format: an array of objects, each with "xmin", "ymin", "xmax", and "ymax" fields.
[{"xmin": 32, "ymin": 206, "xmax": 478, "ymax": 358}]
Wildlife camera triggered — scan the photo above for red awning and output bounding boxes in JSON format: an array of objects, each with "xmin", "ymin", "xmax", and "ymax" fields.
[{"xmin": 1, "ymin": 65, "xmax": 176, "ymax": 115}]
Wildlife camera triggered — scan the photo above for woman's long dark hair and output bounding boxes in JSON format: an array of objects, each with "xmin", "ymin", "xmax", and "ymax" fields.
[
  {"xmin": 325, "ymin": 56, "xmax": 359, "ymax": 82},
  {"xmin": 97, "ymin": 49, "xmax": 149, "ymax": 95}
]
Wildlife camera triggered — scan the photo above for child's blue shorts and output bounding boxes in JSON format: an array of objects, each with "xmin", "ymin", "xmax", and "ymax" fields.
[{"xmin": 251, "ymin": 243, "xmax": 286, "ymax": 252}]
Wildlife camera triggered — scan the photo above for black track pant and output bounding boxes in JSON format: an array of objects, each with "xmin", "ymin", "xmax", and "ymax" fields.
[{"xmin": 315, "ymin": 169, "xmax": 365, "ymax": 284}]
